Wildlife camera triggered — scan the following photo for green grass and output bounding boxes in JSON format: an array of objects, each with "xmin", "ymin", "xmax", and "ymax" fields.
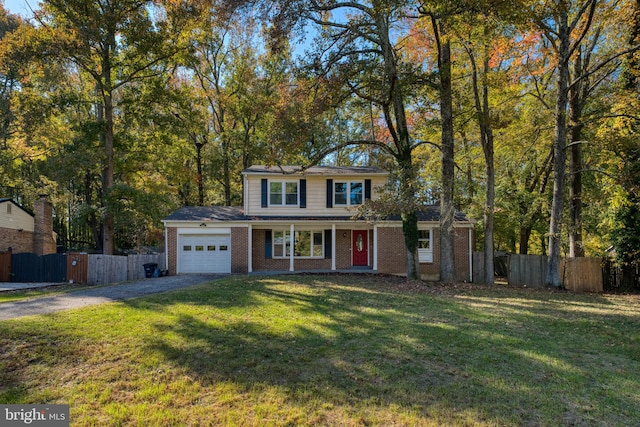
[{"xmin": 1, "ymin": 274, "xmax": 639, "ymax": 426}]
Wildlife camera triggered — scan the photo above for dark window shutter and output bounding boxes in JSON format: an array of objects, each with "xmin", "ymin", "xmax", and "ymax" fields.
[
  {"xmin": 261, "ymin": 179, "xmax": 268, "ymax": 208},
  {"xmin": 326, "ymin": 179, "xmax": 333, "ymax": 208},
  {"xmin": 300, "ymin": 179, "xmax": 306, "ymax": 208},
  {"xmin": 324, "ymin": 229, "xmax": 332, "ymax": 259},
  {"xmin": 265, "ymin": 230, "xmax": 272, "ymax": 259},
  {"xmin": 365, "ymin": 179, "xmax": 372, "ymax": 200}
]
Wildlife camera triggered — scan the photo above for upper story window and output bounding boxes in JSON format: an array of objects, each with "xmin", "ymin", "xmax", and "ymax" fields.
[
  {"xmin": 334, "ymin": 181, "xmax": 363, "ymax": 206},
  {"xmin": 270, "ymin": 181, "xmax": 298, "ymax": 206}
]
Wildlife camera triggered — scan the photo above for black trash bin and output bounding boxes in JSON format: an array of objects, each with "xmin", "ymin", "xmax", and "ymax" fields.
[{"xmin": 143, "ymin": 263, "xmax": 158, "ymax": 278}]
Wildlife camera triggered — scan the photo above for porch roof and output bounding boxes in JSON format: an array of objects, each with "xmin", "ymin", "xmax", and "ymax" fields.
[{"xmin": 163, "ymin": 204, "xmax": 471, "ymax": 223}]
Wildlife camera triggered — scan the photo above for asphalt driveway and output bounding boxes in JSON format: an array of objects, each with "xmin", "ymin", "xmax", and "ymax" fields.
[{"xmin": 0, "ymin": 274, "xmax": 224, "ymax": 321}]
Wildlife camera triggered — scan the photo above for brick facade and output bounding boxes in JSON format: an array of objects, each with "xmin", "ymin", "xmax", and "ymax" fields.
[
  {"xmin": 167, "ymin": 225, "xmax": 473, "ymax": 280},
  {"xmin": 166, "ymin": 227, "xmax": 177, "ymax": 275},
  {"xmin": 0, "ymin": 228, "xmax": 35, "ymax": 254},
  {"xmin": 33, "ymin": 196, "xmax": 56, "ymax": 255},
  {"xmin": 231, "ymin": 227, "xmax": 248, "ymax": 273},
  {"xmin": 0, "ymin": 196, "xmax": 56, "ymax": 255},
  {"xmin": 377, "ymin": 226, "xmax": 472, "ymax": 282}
]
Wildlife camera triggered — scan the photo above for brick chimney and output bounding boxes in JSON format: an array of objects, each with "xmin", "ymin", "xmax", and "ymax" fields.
[{"xmin": 33, "ymin": 194, "xmax": 56, "ymax": 255}]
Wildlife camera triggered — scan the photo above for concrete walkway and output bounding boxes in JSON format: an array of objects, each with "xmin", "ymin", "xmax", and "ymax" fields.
[{"xmin": 0, "ymin": 275, "xmax": 224, "ymax": 321}]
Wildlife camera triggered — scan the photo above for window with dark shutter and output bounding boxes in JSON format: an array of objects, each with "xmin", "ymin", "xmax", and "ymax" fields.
[
  {"xmin": 326, "ymin": 179, "xmax": 333, "ymax": 208},
  {"xmin": 300, "ymin": 179, "xmax": 307, "ymax": 208},
  {"xmin": 324, "ymin": 229, "xmax": 332, "ymax": 259},
  {"xmin": 365, "ymin": 179, "xmax": 371, "ymax": 200},
  {"xmin": 261, "ymin": 179, "xmax": 268, "ymax": 208},
  {"xmin": 265, "ymin": 230, "xmax": 272, "ymax": 258}
]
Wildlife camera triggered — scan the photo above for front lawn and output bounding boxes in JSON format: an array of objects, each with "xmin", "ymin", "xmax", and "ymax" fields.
[{"xmin": 1, "ymin": 274, "xmax": 639, "ymax": 426}]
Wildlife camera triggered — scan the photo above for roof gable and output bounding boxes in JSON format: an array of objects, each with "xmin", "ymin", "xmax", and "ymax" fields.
[{"xmin": 0, "ymin": 198, "xmax": 34, "ymax": 217}]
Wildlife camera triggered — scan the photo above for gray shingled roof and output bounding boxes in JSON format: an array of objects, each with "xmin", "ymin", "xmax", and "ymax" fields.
[
  {"xmin": 243, "ymin": 165, "xmax": 388, "ymax": 175},
  {"xmin": 386, "ymin": 205, "xmax": 470, "ymax": 222},
  {"xmin": 163, "ymin": 204, "xmax": 470, "ymax": 223},
  {"xmin": 163, "ymin": 206, "xmax": 246, "ymax": 222}
]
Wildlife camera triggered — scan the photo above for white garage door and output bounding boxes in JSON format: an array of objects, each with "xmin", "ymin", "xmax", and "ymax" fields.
[{"xmin": 179, "ymin": 234, "xmax": 231, "ymax": 273}]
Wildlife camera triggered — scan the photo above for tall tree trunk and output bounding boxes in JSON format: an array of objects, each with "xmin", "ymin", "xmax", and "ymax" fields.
[
  {"xmin": 568, "ymin": 123, "xmax": 584, "ymax": 257},
  {"xmin": 102, "ymin": 88, "xmax": 115, "ymax": 255},
  {"xmin": 568, "ymin": 43, "xmax": 591, "ymax": 258},
  {"xmin": 85, "ymin": 170, "xmax": 102, "ymax": 252},
  {"xmin": 481, "ymin": 77, "xmax": 495, "ymax": 285},
  {"xmin": 223, "ymin": 136, "xmax": 231, "ymax": 206},
  {"xmin": 519, "ymin": 226, "xmax": 532, "ymax": 255},
  {"xmin": 399, "ymin": 156, "xmax": 419, "ymax": 280},
  {"xmin": 434, "ymin": 20, "xmax": 456, "ymax": 283},
  {"xmin": 466, "ymin": 31, "xmax": 495, "ymax": 285},
  {"xmin": 377, "ymin": 11, "xmax": 420, "ymax": 279},
  {"xmin": 195, "ymin": 139, "xmax": 205, "ymax": 206},
  {"xmin": 546, "ymin": 5, "xmax": 570, "ymax": 287}
]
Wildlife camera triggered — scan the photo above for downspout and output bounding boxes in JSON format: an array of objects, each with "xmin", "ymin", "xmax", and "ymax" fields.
[
  {"xmin": 248, "ymin": 224, "xmax": 252, "ymax": 273},
  {"xmin": 469, "ymin": 226, "xmax": 473, "ymax": 283}
]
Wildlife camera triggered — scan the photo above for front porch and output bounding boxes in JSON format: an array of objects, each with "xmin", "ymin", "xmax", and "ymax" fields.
[{"xmin": 248, "ymin": 225, "xmax": 378, "ymax": 274}]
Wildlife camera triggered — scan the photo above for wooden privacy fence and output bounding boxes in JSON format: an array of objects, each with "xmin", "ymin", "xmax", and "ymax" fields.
[
  {"xmin": 0, "ymin": 252, "xmax": 165, "ymax": 284},
  {"xmin": 473, "ymin": 252, "xmax": 604, "ymax": 292},
  {"xmin": 0, "ymin": 252, "xmax": 11, "ymax": 282},
  {"xmin": 87, "ymin": 254, "xmax": 165, "ymax": 285},
  {"xmin": 10, "ymin": 253, "xmax": 67, "ymax": 282}
]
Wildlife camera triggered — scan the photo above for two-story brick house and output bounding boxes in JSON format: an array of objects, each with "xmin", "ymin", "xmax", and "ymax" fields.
[{"xmin": 163, "ymin": 165, "xmax": 475, "ymax": 281}]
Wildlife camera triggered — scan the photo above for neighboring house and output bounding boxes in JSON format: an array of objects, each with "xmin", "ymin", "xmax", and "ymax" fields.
[
  {"xmin": 0, "ymin": 195, "xmax": 57, "ymax": 255},
  {"xmin": 163, "ymin": 165, "xmax": 475, "ymax": 281}
]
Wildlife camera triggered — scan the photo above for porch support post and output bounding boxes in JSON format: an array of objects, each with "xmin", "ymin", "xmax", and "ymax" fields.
[
  {"xmin": 331, "ymin": 224, "xmax": 336, "ymax": 271},
  {"xmin": 248, "ymin": 224, "xmax": 252, "ymax": 273},
  {"xmin": 290, "ymin": 224, "xmax": 295, "ymax": 272},
  {"xmin": 373, "ymin": 225, "xmax": 378, "ymax": 271}
]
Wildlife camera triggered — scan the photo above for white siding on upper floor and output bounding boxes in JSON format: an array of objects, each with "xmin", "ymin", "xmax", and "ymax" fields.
[
  {"xmin": 244, "ymin": 174, "xmax": 388, "ymax": 216},
  {"xmin": 0, "ymin": 202, "xmax": 35, "ymax": 232}
]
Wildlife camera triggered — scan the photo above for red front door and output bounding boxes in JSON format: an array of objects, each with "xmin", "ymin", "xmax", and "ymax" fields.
[{"xmin": 352, "ymin": 230, "xmax": 369, "ymax": 266}]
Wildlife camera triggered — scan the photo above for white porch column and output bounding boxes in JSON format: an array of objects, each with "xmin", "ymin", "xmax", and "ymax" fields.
[
  {"xmin": 248, "ymin": 224, "xmax": 253, "ymax": 273},
  {"xmin": 331, "ymin": 224, "xmax": 336, "ymax": 271},
  {"xmin": 373, "ymin": 225, "xmax": 378, "ymax": 271},
  {"xmin": 290, "ymin": 224, "xmax": 295, "ymax": 272}
]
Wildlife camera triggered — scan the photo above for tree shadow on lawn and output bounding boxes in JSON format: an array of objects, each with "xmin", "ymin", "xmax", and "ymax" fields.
[{"xmin": 126, "ymin": 274, "xmax": 640, "ymax": 425}]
